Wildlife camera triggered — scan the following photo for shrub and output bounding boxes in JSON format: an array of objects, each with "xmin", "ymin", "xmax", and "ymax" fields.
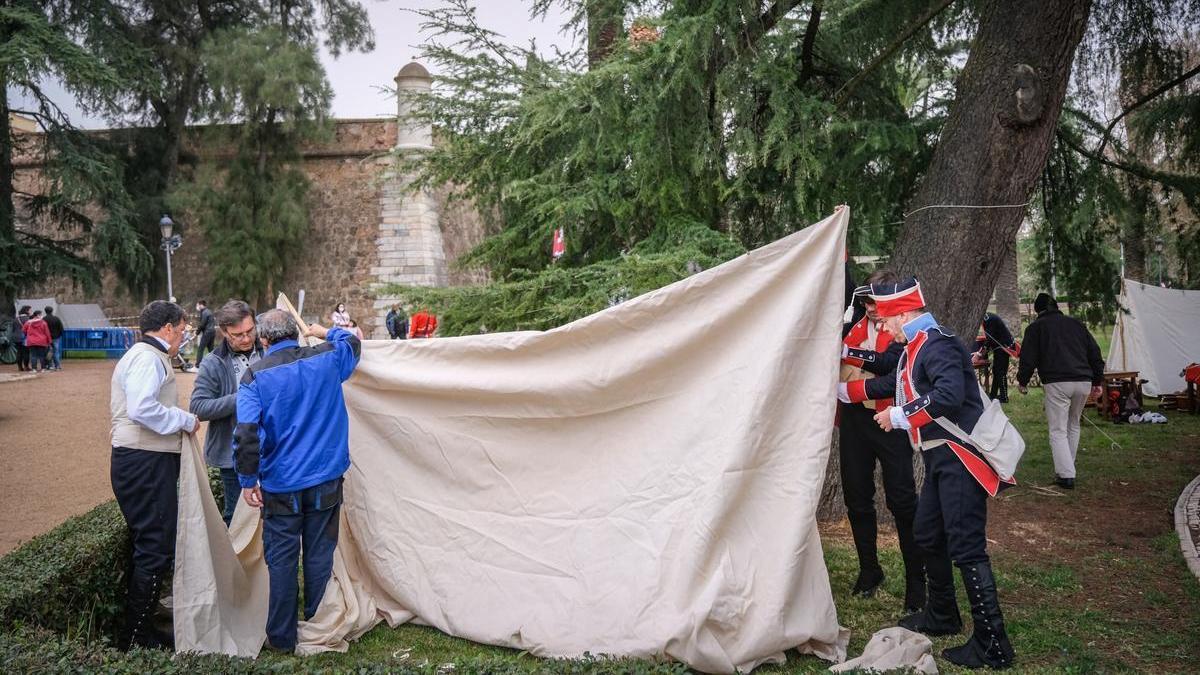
[
  {"xmin": 0, "ymin": 501, "xmax": 129, "ymax": 641},
  {"xmin": 0, "ymin": 626, "xmax": 691, "ymax": 674}
]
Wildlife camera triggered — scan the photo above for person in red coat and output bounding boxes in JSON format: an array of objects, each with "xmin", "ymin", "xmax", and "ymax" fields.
[
  {"xmin": 22, "ymin": 310, "xmax": 53, "ymax": 373},
  {"xmin": 408, "ymin": 309, "xmax": 438, "ymax": 338}
]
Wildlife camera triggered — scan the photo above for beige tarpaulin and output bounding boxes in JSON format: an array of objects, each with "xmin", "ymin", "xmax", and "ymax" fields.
[
  {"xmin": 1108, "ymin": 278, "xmax": 1200, "ymax": 396},
  {"xmin": 174, "ymin": 208, "xmax": 852, "ymax": 673}
]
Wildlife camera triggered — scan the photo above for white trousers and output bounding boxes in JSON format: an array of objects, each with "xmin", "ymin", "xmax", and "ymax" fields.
[{"xmin": 1043, "ymin": 381, "xmax": 1092, "ymax": 479}]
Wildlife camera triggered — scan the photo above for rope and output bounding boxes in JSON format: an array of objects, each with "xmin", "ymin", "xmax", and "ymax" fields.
[
  {"xmin": 1081, "ymin": 411, "xmax": 1123, "ymax": 451},
  {"xmin": 856, "ymin": 200, "xmax": 1035, "ymax": 231}
]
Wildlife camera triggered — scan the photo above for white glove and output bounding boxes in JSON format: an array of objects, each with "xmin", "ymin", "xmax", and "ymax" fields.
[
  {"xmin": 841, "ymin": 344, "xmax": 849, "ymax": 359},
  {"xmin": 837, "ymin": 382, "xmax": 851, "ymax": 403}
]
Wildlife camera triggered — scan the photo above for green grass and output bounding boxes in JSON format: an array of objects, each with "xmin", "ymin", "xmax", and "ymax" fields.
[{"xmin": 246, "ymin": 390, "xmax": 1200, "ymax": 673}]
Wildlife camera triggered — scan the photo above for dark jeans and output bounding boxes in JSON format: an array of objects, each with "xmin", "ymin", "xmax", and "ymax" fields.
[
  {"xmin": 111, "ymin": 447, "xmax": 181, "ymax": 580},
  {"xmin": 914, "ymin": 443, "xmax": 990, "ymax": 567},
  {"xmin": 28, "ymin": 346, "xmax": 48, "ymax": 371},
  {"xmin": 219, "ymin": 468, "xmax": 241, "ymax": 526},
  {"xmin": 195, "ymin": 329, "xmax": 216, "ymax": 367},
  {"xmin": 16, "ymin": 343, "xmax": 29, "ymax": 370},
  {"xmin": 262, "ymin": 478, "xmax": 343, "ymax": 650}
]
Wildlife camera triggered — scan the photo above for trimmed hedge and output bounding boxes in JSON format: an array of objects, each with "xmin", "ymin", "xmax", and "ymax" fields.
[
  {"xmin": 0, "ymin": 626, "xmax": 690, "ymax": 674},
  {"xmin": 0, "ymin": 501, "xmax": 129, "ymax": 640}
]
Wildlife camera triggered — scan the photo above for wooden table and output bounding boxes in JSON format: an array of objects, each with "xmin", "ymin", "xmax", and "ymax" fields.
[{"xmin": 1096, "ymin": 370, "xmax": 1143, "ymax": 419}]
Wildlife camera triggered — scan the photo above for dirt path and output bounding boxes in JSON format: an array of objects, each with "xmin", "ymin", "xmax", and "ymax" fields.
[{"xmin": 0, "ymin": 361, "xmax": 199, "ymax": 555}]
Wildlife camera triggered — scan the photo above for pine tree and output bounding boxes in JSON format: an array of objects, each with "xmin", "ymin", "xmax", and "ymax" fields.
[
  {"xmin": 0, "ymin": 1, "xmax": 152, "ymax": 328},
  {"xmin": 407, "ymin": 0, "xmax": 1200, "ymax": 334},
  {"xmin": 169, "ymin": 23, "xmax": 333, "ymax": 309}
]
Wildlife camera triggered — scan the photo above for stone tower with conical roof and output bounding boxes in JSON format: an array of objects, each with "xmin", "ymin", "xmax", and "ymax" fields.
[{"xmin": 370, "ymin": 61, "xmax": 448, "ymax": 336}]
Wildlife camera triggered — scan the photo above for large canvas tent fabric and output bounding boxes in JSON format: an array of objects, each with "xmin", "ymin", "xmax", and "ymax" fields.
[
  {"xmin": 174, "ymin": 208, "xmax": 853, "ymax": 673},
  {"xmin": 1108, "ymin": 279, "xmax": 1200, "ymax": 396}
]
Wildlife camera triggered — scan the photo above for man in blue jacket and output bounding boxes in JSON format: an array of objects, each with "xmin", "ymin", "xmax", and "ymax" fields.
[
  {"xmin": 841, "ymin": 277, "xmax": 1015, "ymax": 670},
  {"xmin": 233, "ymin": 309, "xmax": 361, "ymax": 652}
]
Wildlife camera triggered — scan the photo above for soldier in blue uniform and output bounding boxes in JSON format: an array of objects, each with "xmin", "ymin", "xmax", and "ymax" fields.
[{"xmin": 842, "ymin": 277, "xmax": 1015, "ymax": 670}]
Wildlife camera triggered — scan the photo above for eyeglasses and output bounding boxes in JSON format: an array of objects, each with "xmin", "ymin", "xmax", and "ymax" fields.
[{"xmin": 225, "ymin": 326, "xmax": 256, "ymax": 340}]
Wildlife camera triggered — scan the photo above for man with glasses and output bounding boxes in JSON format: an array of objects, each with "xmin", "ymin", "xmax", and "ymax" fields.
[{"xmin": 190, "ymin": 300, "xmax": 263, "ymax": 525}]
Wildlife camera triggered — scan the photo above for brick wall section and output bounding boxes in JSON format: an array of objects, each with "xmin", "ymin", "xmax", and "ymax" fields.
[{"xmin": 13, "ymin": 118, "xmax": 493, "ymax": 335}]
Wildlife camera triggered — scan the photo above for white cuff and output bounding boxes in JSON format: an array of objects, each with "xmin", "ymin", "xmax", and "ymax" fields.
[
  {"xmin": 841, "ymin": 344, "xmax": 849, "ymax": 359},
  {"xmin": 889, "ymin": 406, "xmax": 912, "ymax": 430},
  {"xmin": 837, "ymin": 382, "xmax": 851, "ymax": 403}
]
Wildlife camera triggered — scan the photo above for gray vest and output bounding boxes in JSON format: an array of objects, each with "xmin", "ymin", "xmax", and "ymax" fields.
[{"xmin": 110, "ymin": 341, "xmax": 182, "ymax": 453}]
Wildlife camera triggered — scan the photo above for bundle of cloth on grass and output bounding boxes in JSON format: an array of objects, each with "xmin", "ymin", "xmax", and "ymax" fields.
[{"xmin": 174, "ymin": 208, "xmax": 854, "ymax": 673}]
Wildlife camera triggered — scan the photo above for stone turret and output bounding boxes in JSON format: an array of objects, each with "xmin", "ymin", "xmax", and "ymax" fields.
[{"xmin": 371, "ymin": 61, "xmax": 448, "ymax": 337}]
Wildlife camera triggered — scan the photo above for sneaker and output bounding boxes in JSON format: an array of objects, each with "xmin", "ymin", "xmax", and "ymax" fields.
[{"xmin": 1054, "ymin": 476, "xmax": 1075, "ymax": 489}]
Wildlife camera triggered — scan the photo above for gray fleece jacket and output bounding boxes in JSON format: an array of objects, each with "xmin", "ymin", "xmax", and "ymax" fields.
[{"xmin": 189, "ymin": 339, "xmax": 262, "ymax": 469}]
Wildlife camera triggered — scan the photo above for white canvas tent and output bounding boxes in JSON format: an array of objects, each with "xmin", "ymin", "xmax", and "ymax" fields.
[{"xmin": 1107, "ymin": 279, "xmax": 1200, "ymax": 396}]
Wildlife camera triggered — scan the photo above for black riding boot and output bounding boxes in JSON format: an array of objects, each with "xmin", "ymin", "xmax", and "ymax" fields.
[
  {"xmin": 121, "ymin": 569, "xmax": 174, "ymax": 651},
  {"xmin": 848, "ymin": 512, "xmax": 885, "ymax": 597},
  {"xmin": 894, "ymin": 512, "xmax": 926, "ymax": 613},
  {"xmin": 898, "ymin": 549, "xmax": 961, "ymax": 635},
  {"xmin": 943, "ymin": 562, "xmax": 1015, "ymax": 669}
]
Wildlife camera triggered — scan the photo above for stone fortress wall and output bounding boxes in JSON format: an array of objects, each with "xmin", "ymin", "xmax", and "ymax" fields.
[{"xmin": 12, "ymin": 62, "xmax": 492, "ymax": 337}]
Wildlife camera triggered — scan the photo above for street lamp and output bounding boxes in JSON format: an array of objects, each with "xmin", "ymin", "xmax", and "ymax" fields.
[
  {"xmin": 1154, "ymin": 235, "xmax": 1164, "ymax": 286},
  {"xmin": 159, "ymin": 215, "xmax": 183, "ymax": 301}
]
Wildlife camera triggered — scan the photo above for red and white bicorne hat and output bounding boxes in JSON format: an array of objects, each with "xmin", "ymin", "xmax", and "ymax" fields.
[{"xmin": 867, "ymin": 277, "xmax": 925, "ymax": 318}]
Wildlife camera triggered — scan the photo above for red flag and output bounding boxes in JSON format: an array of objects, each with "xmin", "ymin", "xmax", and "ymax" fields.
[{"xmin": 552, "ymin": 227, "xmax": 565, "ymax": 259}]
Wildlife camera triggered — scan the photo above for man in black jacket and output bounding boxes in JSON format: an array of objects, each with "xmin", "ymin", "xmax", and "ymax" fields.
[
  {"xmin": 194, "ymin": 300, "xmax": 216, "ymax": 367},
  {"xmin": 189, "ymin": 300, "xmax": 262, "ymax": 524},
  {"xmin": 43, "ymin": 306, "xmax": 65, "ymax": 371},
  {"xmin": 1016, "ymin": 293, "xmax": 1104, "ymax": 489}
]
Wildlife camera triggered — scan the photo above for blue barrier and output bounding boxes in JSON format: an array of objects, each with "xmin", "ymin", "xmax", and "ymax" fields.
[{"xmin": 61, "ymin": 327, "xmax": 140, "ymax": 358}]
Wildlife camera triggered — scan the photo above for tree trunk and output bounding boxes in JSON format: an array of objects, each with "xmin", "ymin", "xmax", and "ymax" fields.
[
  {"xmin": 586, "ymin": 0, "xmax": 625, "ymax": 68},
  {"xmin": 817, "ymin": 431, "xmax": 846, "ymax": 522},
  {"xmin": 0, "ymin": 56, "xmax": 18, "ymax": 327},
  {"xmin": 994, "ymin": 234, "xmax": 1021, "ymax": 330},
  {"xmin": 890, "ymin": 0, "xmax": 1092, "ymax": 338}
]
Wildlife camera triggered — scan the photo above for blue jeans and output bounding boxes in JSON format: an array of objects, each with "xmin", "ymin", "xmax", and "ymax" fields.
[
  {"xmin": 51, "ymin": 337, "xmax": 62, "ymax": 369},
  {"xmin": 261, "ymin": 478, "xmax": 343, "ymax": 651},
  {"xmin": 219, "ymin": 468, "xmax": 241, "ymax": 526}
]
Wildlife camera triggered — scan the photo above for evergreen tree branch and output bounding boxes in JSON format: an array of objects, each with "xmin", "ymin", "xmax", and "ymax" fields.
[
  {"xmin": 1094, "ymin": 62, "xmax": 1200, "ymax": 157},
  {"xmin": 1058, "ymin": 130, "xmax": 1200, "ymax": 203},
  {"xmin": 832, "ymin": 0, "xmax": 957, "ymax": 106}
]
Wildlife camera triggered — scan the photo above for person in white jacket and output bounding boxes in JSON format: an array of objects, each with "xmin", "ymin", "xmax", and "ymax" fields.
[{"xmin": 110, "ymin": 300, "xmax": 199, "ymax": 650}]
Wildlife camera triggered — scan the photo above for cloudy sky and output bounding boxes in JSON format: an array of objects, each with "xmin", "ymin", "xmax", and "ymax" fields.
[{"xmin": 9, "ymin": 1, "xmax": 574, "ymax": 129}]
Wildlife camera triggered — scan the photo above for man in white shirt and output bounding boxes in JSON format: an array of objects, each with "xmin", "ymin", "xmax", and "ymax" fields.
[{"xmin": 110, "ymin": 300, "xmax": 199, "ymax": 650}]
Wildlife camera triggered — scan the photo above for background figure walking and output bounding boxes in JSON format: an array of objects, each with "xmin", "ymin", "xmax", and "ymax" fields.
[
  {"xmin": 331, "ymin": 303, "xmax": 351, "ymax": 329},
  {"xmin": 194, "ymin": 300, "xmax": 216, "ymax": 367},
  {"xmin": 15, "ymin": 305, "xmax": 31, "ymax": 371},
  {"xmin": 44, "ymin": 306, "xmax": 65, "ymax": 371},
  {"xmin": 974, "ymin": 312, "xmax": 1019, "ymax": 403},
  {"xmin": 1017, "ymin": 293, "xmax": 1104, "ymax": 489},
  {"xmin": 385, "ymin": 304, "xmax": 408, "ymax": 340},
  {"xmin": 23, "ymin": 310, "xmax": 52, "ymax": 373}
]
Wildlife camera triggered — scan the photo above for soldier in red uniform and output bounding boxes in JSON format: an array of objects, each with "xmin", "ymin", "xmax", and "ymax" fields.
[
  {"xmin": 844, "ymin": 277, "xmax": 1016, "ymax": 670},
  {"xmin": 835, "ymin": 270, "xmax": 925, "ymax": 612}
]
